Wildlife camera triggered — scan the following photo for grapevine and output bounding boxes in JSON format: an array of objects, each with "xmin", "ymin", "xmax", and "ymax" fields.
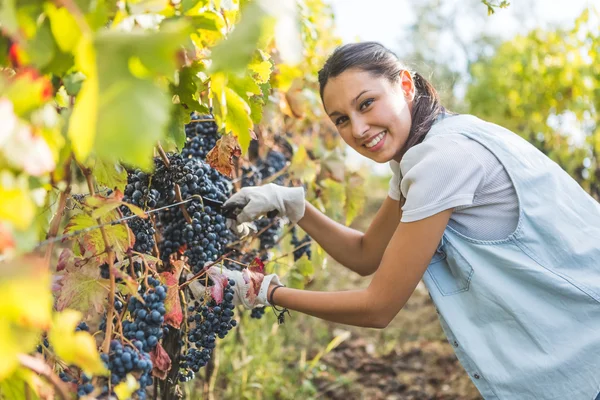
[{"xmin": 0, "ymin": 0, "xmax": 363, "ymax": 398}]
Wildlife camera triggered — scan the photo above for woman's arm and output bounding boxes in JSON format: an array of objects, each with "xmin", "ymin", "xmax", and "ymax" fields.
[
  {"xmin": 298, "ymin": 196, "xmax": 402, "ymax": 277},
  {"xmin": 269, "ymin": 208, "xmax": 453, "ymax": 329}
]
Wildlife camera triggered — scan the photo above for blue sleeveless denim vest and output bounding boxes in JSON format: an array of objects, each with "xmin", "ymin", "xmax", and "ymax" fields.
[{"xmin": 418, "ymin": 114, "xmax": 600, "ymax": 399}]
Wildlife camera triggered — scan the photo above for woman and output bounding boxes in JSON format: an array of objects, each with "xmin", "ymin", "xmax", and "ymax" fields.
[{"xmin": 218, "ymin": 42, "xmax": 600, "ymax": 399}]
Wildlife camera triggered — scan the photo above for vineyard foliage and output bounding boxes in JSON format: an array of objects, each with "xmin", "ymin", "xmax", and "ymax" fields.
[
  {"xmin": 466, "ymin": 7, "xmax": 600, "ymax": 198},
  {"xmin": 0, "ymin": 0, "xmax": 367, "ymax": 398}
]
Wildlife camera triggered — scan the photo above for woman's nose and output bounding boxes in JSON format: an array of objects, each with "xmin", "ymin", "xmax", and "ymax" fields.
[{"xmin": 351, "ymin": 118, "xmax": 369, "ymax": 139}]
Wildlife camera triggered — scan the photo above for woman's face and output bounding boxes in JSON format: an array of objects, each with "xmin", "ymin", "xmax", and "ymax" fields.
[{"xmin": 322, "ymin": 68, "xmax": 414, "ymax": 163}]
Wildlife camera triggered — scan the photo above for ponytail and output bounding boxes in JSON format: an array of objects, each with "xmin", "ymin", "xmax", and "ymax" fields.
[{"xmin": 397, "ymin": 72, "xmax": 446, "ymax": 207}]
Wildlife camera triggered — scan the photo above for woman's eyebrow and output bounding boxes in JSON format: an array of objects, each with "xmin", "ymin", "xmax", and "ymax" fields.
[
  {"xmin": 328, "ymin": 90, "xmax": 372, "ymax": 117},
  {"xmin": 352, "ymin": 90, "xmax": 371, "ymax": 105}
]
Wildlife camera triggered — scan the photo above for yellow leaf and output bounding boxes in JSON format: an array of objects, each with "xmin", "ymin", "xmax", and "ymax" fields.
[
  {"xmin": 49, "ymin": 310, "xmax": 108, "ymax": 376},
  {"xmin": 273, "ymin": 63, "xmax": 302, "ymax": 92},
  {"xmin": 289, "ymin": 145, "xmax": 317, "ymax": 183},
  {"xmin": 45, "ymin": 3, "xmax": 81, "ymax": 52},
  {"xmin": 248, "ymin": 53, "xmax": 272, "ymax": 84},
  {"xmin": 0, "ymin": 186, "xmax": 35, "ymax": 231},
  {"xmin": 0, "ymin": 256, "xmax": 52, "ymax": 379},
  {"xmin": 69, "ymin": 38, "xmax": 97, "ymax": 162},
  {"xmin": 114, "ymin": 374, "xmax": 140, "ymax": 399}
]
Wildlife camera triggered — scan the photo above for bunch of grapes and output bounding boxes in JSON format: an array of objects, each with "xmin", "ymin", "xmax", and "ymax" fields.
[
  {"xmin": 256, "ymin": 150, "xmax": 288, "ymax": 185},
  {"xmin": 123, "ymin": 170, "xmax": 160, "ymax": 209},
  {"xmin": 179, "ymin": 278, "xmax": 237, "ymax": 381},
  {"xmin": 156, "ymin": 156, "xmax": 232, "ymax": 273},
  {"xmin": 101, "ymin": 340, "xmax": 154, "ymax": 399},
  {"xmin": 254, "ymin": 217, "xmax": 283, "ymax": 251},
  {"xmin": 182, "ymin": 113, "xmax": 219, "ymax": 161},
  {"xmin": 123, "ymin": 277, "xmax": 167, "ymax": 353},
  {"xmin": 290, "ymin": 226, "xmax": 312, "ymax": 261},
  {"xmin": 241, "ymin": 165, "xmax": 262, "ymax": 187}
]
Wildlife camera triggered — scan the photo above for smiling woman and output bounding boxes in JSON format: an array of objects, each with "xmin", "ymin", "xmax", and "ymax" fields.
[
  {"xmin": 221, "ymin": 41, "xmax": 600, "ymax": 400},
  {"xmin": 318, "ymin": 43, "xmax": 445, "ymax": 169}
]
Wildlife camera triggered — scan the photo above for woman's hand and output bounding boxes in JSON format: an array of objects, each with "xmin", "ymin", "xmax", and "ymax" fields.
[
  {"xmin": 187, "ymin": 263, "xmax": 282, "ymax": 309},
  {"xmin": 222, "ymin": 183, "xmax": 305, "ymax": 224}
]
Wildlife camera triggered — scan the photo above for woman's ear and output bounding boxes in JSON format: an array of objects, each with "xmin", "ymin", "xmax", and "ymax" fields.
[{"xmin": 399, "ymin": 70, "xmax": 415, "ymax": 102}]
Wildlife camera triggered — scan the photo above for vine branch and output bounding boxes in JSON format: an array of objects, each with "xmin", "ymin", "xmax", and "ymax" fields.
[
  {"xmin": 76, "ymin": 159, "xmax": 116, "ymax": 354},
  {"xmin": 18, "ymin": 354, "xmax": 69, "ymax": 400}
]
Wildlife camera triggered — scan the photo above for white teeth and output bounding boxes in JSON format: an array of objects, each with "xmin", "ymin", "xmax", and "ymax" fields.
[{"xmin": 365, "ymin": 131, "xmax": 385, "ymax": 148}]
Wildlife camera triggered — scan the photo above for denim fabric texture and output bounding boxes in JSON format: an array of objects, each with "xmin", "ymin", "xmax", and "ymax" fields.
[{"xmin": 413, "ymin": 115, "xmax": 600, "ymax": 399}]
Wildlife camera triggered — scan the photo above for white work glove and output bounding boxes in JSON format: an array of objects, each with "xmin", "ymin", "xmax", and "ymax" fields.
[
  {"xmin": 187, "ymin": 263, "xmax": 282, "ymax": 309},
  {"xmin": 223, "ymin": 183, "xmax": 306, "ymax": 224}
]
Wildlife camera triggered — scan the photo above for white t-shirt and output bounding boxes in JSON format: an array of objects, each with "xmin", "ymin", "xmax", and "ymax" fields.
[{"xmin": 388, "ymin": 133, "xmax": 519, "ymax": 241}]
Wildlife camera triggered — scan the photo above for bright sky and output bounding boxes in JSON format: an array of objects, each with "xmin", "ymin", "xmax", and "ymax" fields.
[{"xmin": 323, "ymin": 0, "xmax": 593, "ymax": 174}]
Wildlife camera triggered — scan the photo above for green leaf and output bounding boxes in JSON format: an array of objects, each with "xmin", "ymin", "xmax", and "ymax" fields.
[
  {"xmin": 26, "ymin": 18, "xmax": 56, "ymax": 69},
  {"xmin": 295, "ymin": 254, "xmax": 314, "ymax": 277},
  {"xmin": 69, "ymin": 20, "xmax": 192, "ymax": 168},
  {"xmin": 189, "ymin": 13, "xmax": 224, "ymax": 32},
  {"xmin": 63, "ymin": 71, "xmax": 86, "ymax": 96},
  {"xmin": 210, "ymin": 1, "xmax": 274, "ymax": 75},
  {"xmin": 228, "ymin": 73, "xmax": 262, "ymax": 97},
  {"xmin": 249, "ymin": 95, "xmax": 265, "ymax": 124},
  {"xmin": 0, "ymin": 0, "xmax": 18, "ymax": 36},
  {"xmin": 165, "ymin": 105, "xmax": 189, "ymax": 151},
  {"xmin": 345, "ymin": 172, "xmax": 366, "ymax": 226},
  {"xmin": 54, "ymin": 261, "xmax": 109, "ymax": 318},
  {"xmin": 287, "ymin": 270, "xmax": 305, "ymax": 289},
  {"xmin": 92, "ymin": 158, "xmax": 127, "ymax": 192},
  {"xmin": 320, "ymin": 178, "xmax": 346, "ymax": 222}
]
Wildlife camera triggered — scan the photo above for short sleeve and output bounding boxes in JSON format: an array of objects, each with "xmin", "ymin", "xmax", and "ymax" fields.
[
  {"xmin": 387, "ymin": 160, "xmax": 401, "ymax": 201},
  {"xmin": 399, "ymin": 135, "xmax": 487, "ymax": 223}
]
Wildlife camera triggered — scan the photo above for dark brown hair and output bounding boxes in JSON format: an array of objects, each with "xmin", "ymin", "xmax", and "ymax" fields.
[{"xmin": 318, "ymin": 42, "xmax": 447, "ymax": 206}]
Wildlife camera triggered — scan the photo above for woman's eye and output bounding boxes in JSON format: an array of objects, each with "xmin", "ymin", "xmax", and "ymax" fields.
[
  {"xmin": 360, "ymin": 98, "xmax": 374, "ymax": 110},
  {"xmin": 335, "ymin": 116, "xmax": 348, "ymax": 126}
]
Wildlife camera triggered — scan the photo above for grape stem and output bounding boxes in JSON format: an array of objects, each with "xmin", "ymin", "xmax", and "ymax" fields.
[
  {"xmin": 156, "ymin": 142, "xmax": 193, "ymax": 224},
  {"xmin": 76, "ymin": 159, "xmax": 117, "ymax": 355},
  {"xmin": 266, "ymin": 241, "xmax": 312, "ymax": 265},
  {"xmin": 44, "ymin": 154, "xmax": 73, "ymax": 265},
  {"xmin": 178, "ymin": 250, "xmax": 234, "ymax": 289}
]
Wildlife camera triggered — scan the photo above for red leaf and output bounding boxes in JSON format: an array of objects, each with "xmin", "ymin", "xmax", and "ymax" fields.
[
  {"xmin": 159, "ymin": 260, "xmax": 186, "ymax": 328},
  {"xmin": 248, "ymin": 257, "xmax": 264, "ymax": 274},
  {"xmin": 9, "ymin": 43, "xmax": 23, "ymax": 67},
  {"xmin": 201, "ymin": 266, "xmax": 229, "ymax": 304},
  {"xmin": 205, "ymin": 135, "xmax": 241, "ymax": 178},
  {"xmin": 0, "ymin": 222, "xmax": 15, "ymax": 256},
  {"xmin": 150, "ymin": 343, "xmax": 172, "ymax": 379}
]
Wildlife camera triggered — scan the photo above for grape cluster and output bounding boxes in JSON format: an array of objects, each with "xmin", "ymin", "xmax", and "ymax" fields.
[
  {"xmin": 123, "ymin": 170, "xmax": 160, "ymax": 209},
  {"xmin": 102, "ymin": 340, "xmax": 154, "ymax": 399},
  {"xmin": 257, "ymin": 150, "xmax": 288, "ymax": 185},
  {"xmin": 250, "ymin": 307, "xmax": 266, "ymax": 319},
  {"xmin": 255, "ymin": 217, "xmax": 283, "ymax": 251},
  {"xmin": 241, "ymin": 165, "xmax": 262, "ymax": 187},
  {"xmin": 179, "ymin": 278, "xmax": 237, "ymax": 381},
  {"xmin": 182, "ymin": 113, "xmax": 219, "ymax": 161},
  {"xmin": 291, "ymin": 226, "xmax": 312, "ymax": 261},
  {"xmin": 157, "ymin": 158, "xmax": 232, "ymax": 273},
  {"xmin": 123, "ymin": 277, "xmax": 167, "ymax": 353},
  {"xmin": 129, "ymin": 218, "xmax": 156, "ymax": 254}
]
